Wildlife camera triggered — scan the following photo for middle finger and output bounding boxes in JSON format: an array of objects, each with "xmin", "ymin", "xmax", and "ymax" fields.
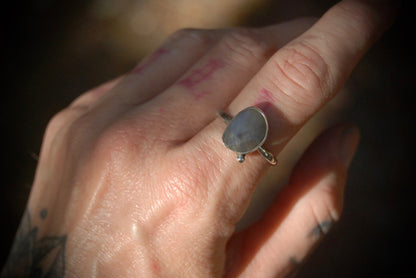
[{"xmin": 145, "ymin": 18, "xmax": 316, "ymax": 140}]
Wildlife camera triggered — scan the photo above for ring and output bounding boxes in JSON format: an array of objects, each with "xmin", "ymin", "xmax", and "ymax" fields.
[{"xmin": 220, "ymin": 107, "xmax": 277, "ymax": 166}]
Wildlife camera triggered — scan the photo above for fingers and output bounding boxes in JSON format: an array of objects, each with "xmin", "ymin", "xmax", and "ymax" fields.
[
  {"xmin": 34, "ymin": 77, "xmax": 123, "ymax": 203},
  {"xmin": 228, "ymin": 0, "xmax": 397, "ymax": 135},
  {"xmin": 41, "ymin": 29, "xmax": 225, "ymax": 161},
  {"xmin": 151, "ymin": 18, "xmax": 316, "ymax": 139},
  {"xmin": 191, "ymin": 0, "xmax": 395, "ymax": 216},
  {"xmin": 41, "ymin": 77, "xmax": 122, "ymax": 155},
  {"xmin": 225, "ymin": 124, "xmax": 360, "ymax": 277},
  {"xmin": 93, "ymin": 28, "xmax": 224, "ymax": 113}
]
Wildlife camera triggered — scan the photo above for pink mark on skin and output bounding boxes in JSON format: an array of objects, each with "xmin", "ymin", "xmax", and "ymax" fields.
[
  {"xmin": 254, "ymin": 88, "xmax": 276, "ymax": 112},
  {"xmin": 150, "ymin": 258, "xmax": 161, "ymax": 275},
  {"xmin": 192, "ymin": 91, "xmax": 210, "ymax": 101},
  {"xmin": 131, "ymin": 48, "xmax": 169, "ymax": 75},
  {"xmin": 178, "ymin": 59, "xmax": 225, "ymax": 90}
]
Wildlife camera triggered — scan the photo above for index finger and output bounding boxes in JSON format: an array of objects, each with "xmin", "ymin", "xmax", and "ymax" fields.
[{"xmin": 228, "ymin": 0, "xmax": 397, "ymax": 144}]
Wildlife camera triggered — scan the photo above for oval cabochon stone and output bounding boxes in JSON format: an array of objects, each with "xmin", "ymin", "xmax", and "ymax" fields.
[{"xmin": 222, "ymin": 107, "xmax": 268, "ymax": 154}]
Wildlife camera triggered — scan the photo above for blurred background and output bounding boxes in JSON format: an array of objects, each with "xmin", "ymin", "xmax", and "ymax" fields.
[{"xmin": 2, "ymin": 0, "xmax": 413, "ymax": 277}]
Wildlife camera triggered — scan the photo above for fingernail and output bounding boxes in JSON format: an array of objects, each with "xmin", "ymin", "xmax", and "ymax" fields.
[{"xmin": 338, "ymin": 125, "xmax": 360, "ymax": 167}]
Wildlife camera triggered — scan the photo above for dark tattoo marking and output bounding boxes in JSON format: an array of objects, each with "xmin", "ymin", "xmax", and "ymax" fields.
[
  {"xmin": 40, "ymin": 209, "xmax": 48, "ymax": 220},
  {"xmin": 29, "ymin": 151, "xmax": 39, "ymax": 162},
  {"xmin": 289, "ymin": 256, "xmax": 300, "ymax": 267},
  {"xmin": 281, "ymin": 256, "xmax": 301, "ymax": 278},
  {"xmin": 1, "ymin": 209, "xmax": 67, "ymax": 278},
  {"xmin": 309, "ymin": 219, "xmax": 333, "ymax": 238}
]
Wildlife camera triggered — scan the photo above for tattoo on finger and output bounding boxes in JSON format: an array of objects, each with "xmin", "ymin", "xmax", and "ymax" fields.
[
  {"xmin": 178, "ymin": 59, "xmax": 224, "ymax": 100},
  {"xmin": 280, "ymin": 256, "xmax": 301, "ymax": 278},
  {"xmin": 309, "ymin": 219, "xmax": 334, "ymax": 239}
]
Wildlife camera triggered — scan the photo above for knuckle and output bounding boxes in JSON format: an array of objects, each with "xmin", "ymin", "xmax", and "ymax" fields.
[
  {"xmin": 44, "ymin": 106, "xmax": 87, "ymax": 142},
  {"xmin": 92, "ymin": 119, "xmax": 147, "ymax": 163},
  {"xmin": 63, "ymin": 112, "xmax": 94, "ymax": 150},
  {"xmin": 170, "ymin": 28, "xmax": 215, "ymax": 48},
  {"xmin": 294, "ymin": 16, "xmax": 319, "ymax": 27},
  {"xmin": 271, "ymin": 40, "xmax": 331, "ymax": 106},
  {"xmin": 41, "ymin": 107, "xmax": 91, "ymax": 163},
  {"xmin": 220, "ymin": 28, "xmax": 272, "ymax": 69},
  {"xmin": 45, "ymin": 110, "xmax": 70, "ymax": 139}
]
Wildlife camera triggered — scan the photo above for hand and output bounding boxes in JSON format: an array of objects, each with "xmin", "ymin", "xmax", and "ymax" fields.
[{"xmin": 2, "ymin": 0, "xmax": 396, "ymax": 277}]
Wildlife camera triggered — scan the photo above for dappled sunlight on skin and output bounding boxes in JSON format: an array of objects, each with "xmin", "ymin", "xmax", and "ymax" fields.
[
  {"xmin": 3, "ymin": 0, "xmax": 401, "ymax": 276},
  {"xmin": 238, "ymin": 86, "xmax": 350, "ymax": 231},
  {"xmin": 225, "ymin": 121, "xmax": 358, "ymax": 277}
]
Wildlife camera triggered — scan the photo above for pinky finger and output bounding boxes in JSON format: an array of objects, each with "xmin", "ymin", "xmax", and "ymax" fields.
[
  {"xmin": 41, "ymin": 77, "xmax": 122, "ymax": 156},
  {"xmin": 225, "ymin": 124, "xmax": 360, "ymax": 278},
  {"xmin": 70, "ymin": 76, "xmax": 123, "ymax": 108}
]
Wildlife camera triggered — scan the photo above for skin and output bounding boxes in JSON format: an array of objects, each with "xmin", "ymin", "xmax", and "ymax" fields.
[{"xmin": 1, "ymin": 0, "xmax": 397, "ymax": 277}]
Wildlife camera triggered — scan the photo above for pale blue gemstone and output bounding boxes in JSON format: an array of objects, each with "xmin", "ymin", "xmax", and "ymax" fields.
[{"xmin": 222, "ymin": 107, "xmax": 268, "ymax": 154}]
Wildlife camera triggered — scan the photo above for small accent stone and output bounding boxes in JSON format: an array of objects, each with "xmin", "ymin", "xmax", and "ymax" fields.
[{"xmin": 237, "ymin": 154, "xmax": 245, "ymax": 163}]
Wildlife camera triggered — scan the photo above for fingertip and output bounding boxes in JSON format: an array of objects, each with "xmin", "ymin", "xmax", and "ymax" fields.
[{"xmin": 335, "ymin": 0, "xmax": 399, "ymax": 41}]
